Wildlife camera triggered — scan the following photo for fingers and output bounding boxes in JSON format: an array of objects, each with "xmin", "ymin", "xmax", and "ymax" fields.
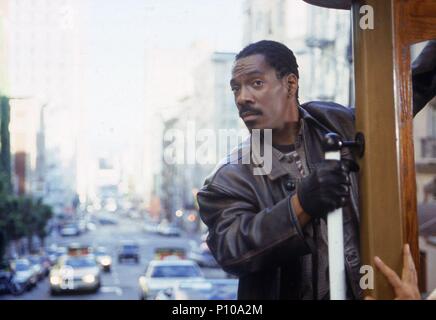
[
  {"xmin": 364, "ymin": 295, "xmax": 376, "ymax": 300},
  {"xmin": 374, "ymin": 256, "xmax": 403, "ymax": 290},
  {"xmin": 341, "ymin": 158, "xmax": 360, "ymax": 173},
  {"xmin": 426, "ymin": 288, "xmax": 436, "ymax": 300},
  {"xmin": 372, "ymin": 247, "xmax": 421, "ymax": 300},
  {"xmin": 318, "ymin": 160, "xmax": 353, "ymax": 186},
  {"xmin": 315, "ymin": 160, "xmax": 355, "ymax": 213},
  {"xmin": 402, "ymin": 244, "xmax": 418, "ymax": 285},
  {"xmin": 319, "ymin": 167, "xmax": 351, "ymax": 185}
]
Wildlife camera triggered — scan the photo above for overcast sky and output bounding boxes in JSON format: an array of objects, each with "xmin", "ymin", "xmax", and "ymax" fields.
[{"xmin": 81, "ymin": 0, "xmax": 244, "ymax": 153}]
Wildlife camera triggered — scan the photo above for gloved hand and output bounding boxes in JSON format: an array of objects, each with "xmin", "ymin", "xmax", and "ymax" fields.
[{"xmin": 297, "ymin": 159, "xmax": 359, "ymax": 219}]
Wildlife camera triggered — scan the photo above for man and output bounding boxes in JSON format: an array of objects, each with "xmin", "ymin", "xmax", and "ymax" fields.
[{"xmin": 197, "ymin": 40, "xmax": 434, "ymax": 300}]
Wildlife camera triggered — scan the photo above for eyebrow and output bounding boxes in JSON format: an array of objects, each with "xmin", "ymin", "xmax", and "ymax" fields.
[{"xmin": 230, "ymin": 70, "xmax": 264, "ymax": 86}]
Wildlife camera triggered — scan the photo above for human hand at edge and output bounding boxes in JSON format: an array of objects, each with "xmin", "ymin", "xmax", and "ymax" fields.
[{"xmin": 364, "ymin": 244, "xmax": 421, "ymax": 300}]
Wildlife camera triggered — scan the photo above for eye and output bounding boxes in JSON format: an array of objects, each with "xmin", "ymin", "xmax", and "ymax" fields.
[
  {"xmin": 231, "ymin": 86, "xmax": 240, "ymax": 93},
  {"xmin": 252, "ymin": 80, "xmax": 264, "ymax": 87}
]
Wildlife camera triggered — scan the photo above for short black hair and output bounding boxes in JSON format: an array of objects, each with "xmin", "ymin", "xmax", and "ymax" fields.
[{"xmin": 235, "ymin": 40, "xmax": 299, "ymax": 79}]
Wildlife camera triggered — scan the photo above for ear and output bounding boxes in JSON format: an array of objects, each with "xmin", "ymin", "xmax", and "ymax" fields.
[{"xmin": 285, "ymin": 73, "xmax": 299, "ymax": 97}]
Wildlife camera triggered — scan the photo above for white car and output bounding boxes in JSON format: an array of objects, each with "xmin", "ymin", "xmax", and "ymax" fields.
[
  {"xmin": 59, "ymin": 224, "xmax": 80, "ymax": 237},
  {"xmin": 155, "ymin": 279, "xmax": 214, "ymax": 300},
  {"xmin": 10, "ymin": 259, "xmax": 38, "ymax": 290},
  {"xmin": 155, "ymin": 278, "xmax": 239, "ymax": 300},
  {"xmin": 138, "ymin": 259, "xmax": 204, "ymax": 300},
  {"xmin": 49, "ymin": 255, "xmax": 101, "ymax": 295}
]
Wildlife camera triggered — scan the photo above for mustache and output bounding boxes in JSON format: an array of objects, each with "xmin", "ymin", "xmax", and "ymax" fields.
[{"xmin": 239, "ymin": 105, "xmax": 263, "ymax": 117}]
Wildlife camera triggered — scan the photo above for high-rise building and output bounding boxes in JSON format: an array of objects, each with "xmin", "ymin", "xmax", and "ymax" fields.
[
  {"xmin": 6, "ymin": 0, "xmax": 86, "ymax": 206},
  {"xmin": 35, "ymin": 104, "xmax": 46, "ymax": 198},
  {"xmin": 0, "ymin": 0, "xmax": 9, "ymax": 94},
  {"xmin": 243, "ymin": 0, "xmax": 288, "ymax": 45},
  {"xmin": 9, "ymin": 98, "xmax": 40, "ymax": 195},
  {"xmin": 211, "ymin": 52, "xmax": 243, "ymax": 138},
  {"xmin": 156, "ymin": 50, "xmax": 242, "ymax": 222}
]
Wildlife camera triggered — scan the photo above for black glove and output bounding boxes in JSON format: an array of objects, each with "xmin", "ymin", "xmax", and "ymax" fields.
[{"xmin": 297, "ymin": 159, "xmax": 359, "ymax": 219}]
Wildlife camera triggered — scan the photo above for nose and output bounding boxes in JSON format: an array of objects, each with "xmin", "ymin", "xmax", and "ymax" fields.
[{"xmin": 236, "ymin": 86, "xmax": 254, "ymax": 109}]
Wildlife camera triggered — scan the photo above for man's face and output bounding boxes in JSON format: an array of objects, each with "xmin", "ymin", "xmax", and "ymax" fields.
[{"xmin": 230, "ymin": 54, "xmax": 298, "ymax": 131}]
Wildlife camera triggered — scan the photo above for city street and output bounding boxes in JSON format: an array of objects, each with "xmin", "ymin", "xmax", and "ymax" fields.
[{"xmin": 0, "ymin": 214, "xmax": 228, "ymax": 300}]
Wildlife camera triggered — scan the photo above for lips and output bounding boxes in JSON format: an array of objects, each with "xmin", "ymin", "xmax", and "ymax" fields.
[{"xmin": 240, "ymin": 111, "xmax": 261, "ymax": 121}]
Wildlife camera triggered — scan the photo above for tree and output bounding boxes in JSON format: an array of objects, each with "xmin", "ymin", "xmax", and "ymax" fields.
[
  {"xmin": 0, "ymin": 96, "xmax": 11, "ymax": 260},
  {"xmin": 0, "ymin": 173, "xmax": 10, "ymax": 260},
  {"xmin": 34, "ymin": 199, "xmax": 53, "ymax": 248},
  {"xmin": 19, "ymin": 196, "xmax": 38, "ymax": 252},
  {"xmin": 4, "ymin": 197, "xmax": 27, "ymax": 256},
  {"xmin": 0, "ymin": 97, "xmax": 11, "ymax": 192}
]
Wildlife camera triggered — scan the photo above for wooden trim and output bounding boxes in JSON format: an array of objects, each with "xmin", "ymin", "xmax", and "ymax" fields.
[
  {"xmin": 400, "ymin": 0, "xmax": 436, "ymax": 45},
  {"xmin": 352, "ymin": 0, "xmax": 404, "ymax": 300},
  {"xmin": 352, "ymin": 0, "xmax": 436, "ymax": 299},
  {"xmin": 393, "ymin": 0, "xmax": 420, "ymax": 284}
]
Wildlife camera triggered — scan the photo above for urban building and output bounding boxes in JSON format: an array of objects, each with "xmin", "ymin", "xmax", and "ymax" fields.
[
  {"xmin": 0, "ymin": 0, "xmax": 9, "ymax": 95},
  {"xmin": 242, "ymin": 0, "xmax": 352, "ymax": 106},
  {"xmin": 6, "ymin": 0, "xmax": 86, "ymax": 210},
  {"xmin": 153, "ymin": 48, "xmax": 241, "ymax": 227},
  {"xmin": 9, "ymin": 98, "xmax": 41, "ymax": 195}
]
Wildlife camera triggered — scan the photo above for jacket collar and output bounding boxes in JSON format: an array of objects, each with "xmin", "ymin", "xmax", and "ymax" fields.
[
  {"xmin": 250, "ymin": 108, "xmax": 308, "ymax": 181},
  {"xmin": 251, "ymin": 142, "xmax": 287, "ymax": 180},
  {"xmin": 231, "ymin": 105, "xmax": 323, "ymax": 181}
]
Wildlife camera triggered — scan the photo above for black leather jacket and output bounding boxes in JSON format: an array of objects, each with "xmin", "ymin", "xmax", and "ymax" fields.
[
  {"xmin": 197, "ymin": 41, "xmax": 436, "ymax": 299},
  {"xmin": 197, "ymin": 101, "xmax": 362, "ymax": 299}
]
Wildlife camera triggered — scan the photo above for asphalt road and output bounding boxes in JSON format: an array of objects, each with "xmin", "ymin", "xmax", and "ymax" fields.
[{"xmin": 0, "ymin": 214, "xmax": 229, "ymax": 300}]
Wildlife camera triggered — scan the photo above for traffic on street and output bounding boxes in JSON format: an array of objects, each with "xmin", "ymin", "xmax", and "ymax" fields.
[{"xmin": 0, "ymin": 211, "xmax": 237, "ymax": 300}]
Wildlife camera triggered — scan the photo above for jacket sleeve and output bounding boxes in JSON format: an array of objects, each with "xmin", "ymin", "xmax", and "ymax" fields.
[
  {"xmin": 348, "ymin": 41, "xmax": 436, "ymax": 118},
  {"xmin": 197, "ymin": 176, "xmax": 311, "ymax": 277},
  {"xmin": 412, "ymin": 40, "xmax": 436, "ymax": 117}
]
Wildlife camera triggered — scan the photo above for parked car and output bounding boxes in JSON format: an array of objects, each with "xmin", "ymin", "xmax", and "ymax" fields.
[
  {"xmin": 49, "ymin": 255, "xmax": 101, "ymax": 295},
  {"xmin": 98, "ymin": 217, "xmax": 118, "ymax": 226},
  {"xmin": 138, "ymin": 259, "xmax": 204, "ymax": 300},
  {"xmin": 10, "ymin": 258, "xmax": 38, "ymax": 290},
  {"xmin": 94, "ymin": 247, "xmax": 112, "ymax": 272},
  {"xmin": 59, "ymin": 223, "xmax": 81, "ymax": 237},
  {"xmin": 0, "ymin": 264, "xmax": 26, "ymax": 296},
  {"xmin": 27, "ymin": 255, "xmax": 45, "ymax": 280},
  {"xmin": 39, "ymin": 255, "xmax": 52, "ymax": 276},
  {"xmin": 118, "ymin": 241, "xmax": 140, "ymax": 263}
]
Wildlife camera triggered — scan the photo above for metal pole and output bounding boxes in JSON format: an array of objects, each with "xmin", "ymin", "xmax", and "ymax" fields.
[{"xmin": 325, "ymin": 148, "xmax": 346, "ymax": 300}]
